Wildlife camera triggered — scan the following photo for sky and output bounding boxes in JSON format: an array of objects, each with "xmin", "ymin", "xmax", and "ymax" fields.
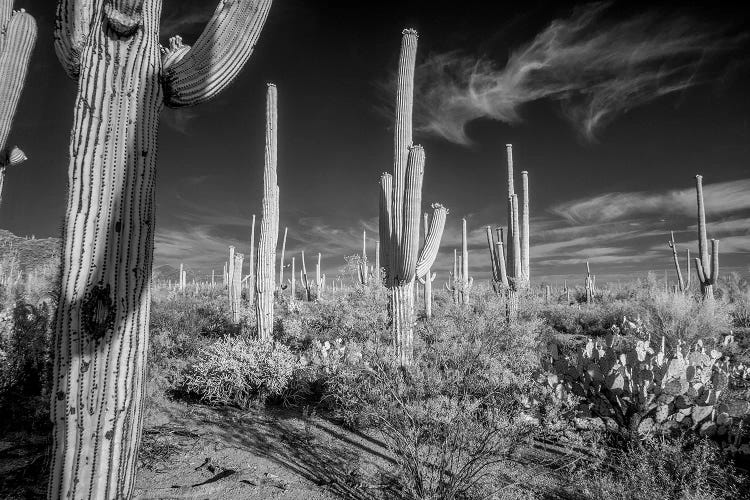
[{"xmin": 2, "ymin": 0, "xmax": 749, "ymax": 285}]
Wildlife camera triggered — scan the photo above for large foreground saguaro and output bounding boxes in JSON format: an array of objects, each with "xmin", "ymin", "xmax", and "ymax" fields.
[
  {"xmin": 380, "ymin": 29, "xmax": 446, "ymax": 366},
  {"xmin": 49, "ymin": 1, "xmax": 273, "ymax": 498}
]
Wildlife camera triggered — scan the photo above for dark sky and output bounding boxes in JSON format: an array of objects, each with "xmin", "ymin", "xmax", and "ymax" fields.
[{"xmin": 3, "ymin": 0, "xmax": 749, "ymax": 284}]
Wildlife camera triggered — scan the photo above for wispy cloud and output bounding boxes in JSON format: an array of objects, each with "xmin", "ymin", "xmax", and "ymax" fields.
[
  {"xmin": 552, "ymin": 178, "xmax": 750, "ymax": 224},
  {"xmin": 414, "ymin": 2, "xmax": 741, "ymax": 144}
]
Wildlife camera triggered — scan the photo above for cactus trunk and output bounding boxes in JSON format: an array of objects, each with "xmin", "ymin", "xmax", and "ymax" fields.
[
  {"xmin": 49, "ymin": 1, "xmax": 273, "ymax": 497},
  {"xmin": 231, "ymin": 252, "xmax": 244, "ymax": 323},
  {"xmin": 694, "ymin": 175, "xmax": 719, "ymax": 300},
  {"xmin": 255, "ymin": 83, "xmax": 279, "ymax": 341}
]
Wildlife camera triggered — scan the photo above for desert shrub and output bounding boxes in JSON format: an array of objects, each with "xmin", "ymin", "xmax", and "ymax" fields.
[
  {"xmin": 150, "ymin": 293, "xmax": 235, "ymax": 339},
  {"xmin": 539, "ymin": 301, "xmax": 644, "ymax": 337},
  {"xmin": 180, "ymin": 337, "xmax": 296, "ymax": 407},
  {"xmin": 572, "ymin": 434, "xmax": 749, "ymax": 500},
  {"xmin": 644, "ymin": 291, "xmax": 732, "ymax": 346},
  {"xmin": 328, "ymin": 355, "xmax": 534, "ymax": 499},
  {"xmin": 0, "ymin": 301, "xmax": 52, "ymax": 433}
]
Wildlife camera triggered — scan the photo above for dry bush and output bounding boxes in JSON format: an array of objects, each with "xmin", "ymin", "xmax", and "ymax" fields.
[
  {"xmin": 645, "ymin": 290, "xmax": 732, "ymax": 346},
  {"xmin": 572, "ymin": 434, "xmax": 749, "ymax": 500},
  {"xmin": 179, "ymin": 337, "xmax": 296, "ymax": 407}
]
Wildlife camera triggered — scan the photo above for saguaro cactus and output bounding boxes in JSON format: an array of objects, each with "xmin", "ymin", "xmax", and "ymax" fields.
[
  {"xmin": 315, "ymin": 252, "xmax": 325, "ymax": 298},
  {"xmin": 357, "ymin": 229, "xmax": 369, "ymax": 286},
  {"xmin": 279, "ymin": 226, "xmax": 287, "ymax": 289},
  {"xmin": 300, "ymin": 250, "xmax": 312, "ymax": 301},
  {"xmin": 49, "ymin": 1, "xmax": 274, "ymax": 498},
  {"xmin": 460, "ymin": 217, "xmax": 473, "ymax": 305},
  {"xmin": 231, "ymin": 252, "xmax": 244, "ymax": 323},
  {"xmin": 247, "ymin": 214, "xmax": 256, "ymax": 299},
  {"xmin": 255, "ymin": 83, "xmax": 279, "ymax": 341},
  {"xmin": 487, "ymin": 226, "xmax": 508, "ymax": 292},
  {"xmin": 380, "ymin": 29, "xmax": 447, "ymax": 366},
  {"xmin": 668, "ymin": 231, "xmax": 686, "ymax": 293},
  {"xmin": 0, "ymin": 4, "xmax": 36, "ymax": 208},
  {"xmin": 694, "ymin": 175, "xmax": 719, "ymax": 300}
]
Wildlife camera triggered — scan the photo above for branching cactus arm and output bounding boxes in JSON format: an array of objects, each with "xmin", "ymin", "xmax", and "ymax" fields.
[
  {"xmin": 379, "ymin": 172, "xmax": 392, "ymax": 281},
  {"xmin": 0, "ymin": 4, "xmax": 36, "ymax": 152},
  {"xmin": 415, "ymin": 204, "xmax": 447, "ymax": 278},
  {"xmin": 163, "ymin": 0, "xmax": 273, "ymax": 107},
  {"xmin": 53, "ymin": 0, "xmax": 91, "ymax": 79}
]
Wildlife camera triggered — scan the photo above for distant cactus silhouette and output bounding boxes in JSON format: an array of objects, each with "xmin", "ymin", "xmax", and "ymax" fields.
[
  {"xmin": 48, "ymin": 1, "xmax": 274, "ymax": 497},
  {"xmin": 0, "ymin": 3, "xmax": 36, "ymax": 207}
]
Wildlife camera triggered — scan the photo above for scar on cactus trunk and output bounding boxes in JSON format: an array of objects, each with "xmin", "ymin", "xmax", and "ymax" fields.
[{"xmin": 49, "ymin": 1, "xmax": 274, "ymax": 498}]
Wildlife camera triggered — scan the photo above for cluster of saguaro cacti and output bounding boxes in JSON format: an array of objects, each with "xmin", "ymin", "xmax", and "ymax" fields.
[
  {"xmin": 446, "ymin": 218, "xmax": 473, "ymax": 305},
  {"xmin": 255, "ymin": 83, "xmax": 280, "ymax": 341},
  {"xmin": 379, "ymin": 29, "xmax": 447, "ymax": 366},
  {"xmin": 694, "ymin": 175, "xmax": 719, "ymax": 301},
  {"xmin": 585, "ymin": 261, "xmax": 596, "ymax": 303},
  {"xmin": 504, "ymin": 145, "xmax": 530, "ymax": 289},
  {"xmin": 487, "ymin": 145, "xmax": 530, "ymax": 319},
  {"xmin": 0, "ymin": 2, "xmax": 36, "ymax": 208},
  {"xmin": 540, "ymin": 333, "xmax": 750, "ymax": 442},
  {"xmin": 49, "ymin": 1, "xmax": 274, "ymax": 498}
]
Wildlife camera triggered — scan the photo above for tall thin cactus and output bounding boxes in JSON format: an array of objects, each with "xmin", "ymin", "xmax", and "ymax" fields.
[
  {"xmin": 668, "ymin": 231, "xmax": 685, "ymax": 293},
  {"xmin": 279, "ymin": 226, "xmax": 287, "ymax": 289},
  {"xmin": 255, "ymin": 83, "xmax": 279, "ymax": 341},
  {"xmin": 487, "ymin": 225, "xmax": 508, "ymax": 292},
  {"xmin": 0, "ymin": 3, "xmax": 36, "ymax": 207},
  {"xmin": 380, "ymin": 29, "xmax": 447, "ymax": 366},
  {"xmin": 357, "ymin": 229, "xmax": 369, "ymax": 286},
  {"xmin": 694, "ymin": 175, "xmax": 719, "ymax": 300},
  {"xmin": 231, "ymin": 252, "xmax": 244, "ymax": 323},
  {"xmin": 49, "ymin": 1, "xmax": 274, "ymax": 497},
  {"xmin": 460, "ymin": 217, "xmax": 473, "ymax": 305},
  {"xmin": 248, "ymin": 214, "xmax": 256, "ymax": 300}
]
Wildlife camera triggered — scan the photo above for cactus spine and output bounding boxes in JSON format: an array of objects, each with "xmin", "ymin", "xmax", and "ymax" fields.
[
  {"xmin": 49, "ymin": 1, "xmax": 273, "ymax": 497},
  {"xmin": 381, "ymin": 30, "xmax": 447, "ymax": 366},
  {"xmin": 0, "ymin": 3, "xmax": 36, "ymax": 208},
  {"xmin": 694, "ymin": 175, "xmax": 719, "ymax": 300},
  {"xmin": 255, "ymin": 83, "xmax": 279, "ymax": 341}
]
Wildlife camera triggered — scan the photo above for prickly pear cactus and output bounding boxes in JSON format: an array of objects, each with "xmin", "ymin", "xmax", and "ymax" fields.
[{"xmin": 539, "ymin": 330, "xmax": 750, "ymax": 451}]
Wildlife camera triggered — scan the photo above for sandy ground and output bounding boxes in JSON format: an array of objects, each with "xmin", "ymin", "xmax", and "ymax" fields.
[{"xmin": 1, "ymin": 400, "xmax": 575, "ymax": 499}]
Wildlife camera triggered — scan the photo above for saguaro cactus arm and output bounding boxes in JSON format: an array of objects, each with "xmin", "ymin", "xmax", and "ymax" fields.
[
  {"xmin": 0, "ymin": 4, "xmax": 36, "ymax": 153},
  {"xmin": 415, "ymin": 204, "xmax": 447, "ymax": 279},
  {"xmin": 53, "ymin": 0, "xmax": 91, "ymax": 79},
  {"xmin": 379, "ymin": 172, "xmax": 393, "ymax": 280},
  {"xmin": 163, "ymin": 0, "xmax": 273, "ymax": 107},
  {"xmin": 395, "ymin": 145, "xmax": 424, "ymax": 282}
]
